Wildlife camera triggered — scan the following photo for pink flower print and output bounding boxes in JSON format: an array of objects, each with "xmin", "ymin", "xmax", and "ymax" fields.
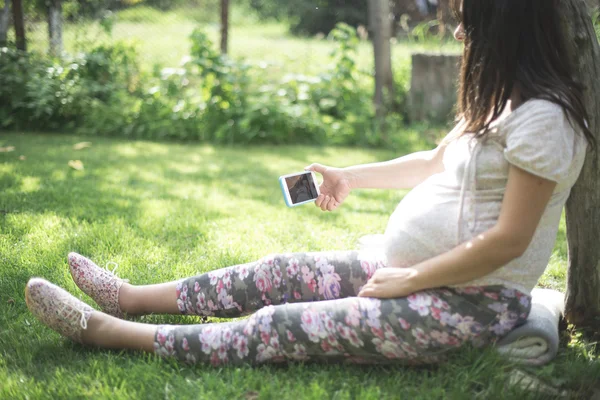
[
  {"xmin": 261, "ymin": 293, "xmax": 272, "ymax": 306},
  {"xmin": 199, "ymin": 327, "xmax": 221, "ymax": 355},
  {"xmin": 321, "ymin": 339, "xmax": 335, "ymax": 353},
  {"xmin": 408, "ymin": 293, "xmax": 432, "ymax": 317},
  {"xmin": 165, "ymin": 334, "xmax": 175, "ymax": 354},
  {"xmin": 243, "ymin": 315, "xmax": 257, "ymax": 336},
  {"xmin": 286, "ymin": 259, "xmax": 300, "ymax": 277},
  {"xmin": 272, "ymin": 266, "xmax": 283, "ymax": 288},
  {"xmin": 455, "ymin": 315, "xmax": 482, "ymax": 338},
  {"xmin": 237, "ymin": 264, "xmax": 250, "ymax": 280},
  {"xmin": 233, "ymin": 334, "xmax": 249, "ymax": 359},
  {"xmin": 301, "ymin": 266, "xmax": 317, "ymax": 293},
  {"xmin": 359, "ymin": 298, "xmax": 382, "ymax": 329},
  {"xmin": 197, "ymin": 292, "xmax": 207, "ymax": 310},
  {"xmin": 222, "ymin": 328, "xmax": 233, "ymax": 344},
  {"xmin": 256, "ymin": 344, "xmax": 279, "ymax": 363},
  {"xmin": 401, "ymin": 342, "xmax": 418, "ymax": 358},
  {"xmin": 412, "ymin": 328, "xmax": 430, "ymax": 348},
  {"xmin": 260, "ymin": 331, "xmax": 270, "ymax": 345},
  {"xmin": 383, "ymin": 323, "xmax": 399, "ymax": 343},
  {"xmin": 431, "ymin": 296, "xmax": 449, "ymax": 310},
  {"xmin": 360, "ymin": 259, "xmax": 378, "ymax": 280},
  {"xmin": 325, "ymin": 317, "xmax": 336, "ymax": 332},
  {"xmin": 430, "ymin": 330, "xmax": 452, "ymax": 345},
  {"xmin": 293, "ymin": 291, "xmax": 302, "ymax": 300},
  {"xmin": 175, "ymin": 281, "xmax": 183, "ymax": 297},
  {"xmin": 484, "ymin": 291, "xmax": 499, "ymax": 300},
  {"xmin": 430, "ymin": 307, "xmax": 442, "ymax": 321},
  {"xmin": 337, "ymin": 323, "xmax": 350, "ymax": 339},
  {"xmin": 210, "ymin": 351, "xmax": 221, "ymax": 366},
  {"xmin": 182, "ymin": 337, "xmax": 190, "ymax": 351},
  {"xmin": 347, "ymin": 329, "xmax": 364, "ymax": 347},
  {"xmin": 254, "ymin": 264, "xmax": 273, "ymax": 293},
  {"xmin": 327, "ymin": 333, "xmax": 339, "ymax": 347},
  {"xmin": 176, "ymin": 298, "xmax": 187, "ymax": 314},
  {"xmin": 194, "ymin": 281, "xmax": 201, "ymax": 293},
  {"xmin": 458, "ymin": 287, "xmax": 483, "ymax": 295},
  {"xmin": 290, "ymin": 344, "xmax": 308, "ymax": 361},
  {"xmin": 156, "ymin": 327, "xmax": 168, "ymax": 345},
  {"xmin": 501, "ymin": 288, "xmax": 517, "ymax": 298},
  {"xmin": 345, "ymin": 305, "xmax": 361, "ymax": 327},
  {"xmin": 398, "ymin": 318, "xmax": 411, "ymax": 330},
  {"xmin": 300, "ymin": 308, "xmax": 327, "ymax": 342},
  {"xmin": 373, "ymin": 337, "xmax": 404, "ymax": 359},
  {"xmin": 270, "ymin": 334, "xmax": 280, "ymax": 351},
  {"xmin": 218, "ymin": 288, "xmax": 237, "ymax": 310},
  {"xmin": 371, "ymin": 326, "xmax": 384, "ymax": 340},
  {"xmin": 519, "ymin": 296, "xmax": 530, "ymax": 308},
  {"xmin": 209, "ymin": 272, "xmax": 219, "ymax": 286},
  {"xmin": 223, "ymin": 272, "xmax": 232, "ymax": 290},
  {"xmin": 314, "ymin": 256, "xmax": 329, "ymax": 271},
  {"xmin": 287, "ymin": 330, "xmax": 296, "ymax": 342},
  {"xmin": 318, "ymin": 271, "xmax": 342, "ymax": 300},
  {"xmin": 218, "ymin": 343, "xmax": 228, "ymax": 361}
]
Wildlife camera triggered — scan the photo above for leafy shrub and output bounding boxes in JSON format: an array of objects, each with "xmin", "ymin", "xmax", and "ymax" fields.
[{"xmin": 1, "ymin": 23, "xmax": 409, "ymax": 147}]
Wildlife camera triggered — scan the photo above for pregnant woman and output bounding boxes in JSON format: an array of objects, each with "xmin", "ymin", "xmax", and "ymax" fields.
[{"xmin": 25, "ymin": 0, "xmax": 594, "ymax": 366}]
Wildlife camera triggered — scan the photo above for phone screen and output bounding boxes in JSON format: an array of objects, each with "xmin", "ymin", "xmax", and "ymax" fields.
[{"xmin": 284, "ymin": 172, "xmax": 319, "ymax": 205}]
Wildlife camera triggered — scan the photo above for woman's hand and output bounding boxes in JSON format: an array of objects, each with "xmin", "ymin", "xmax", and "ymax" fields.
[
  {"xmin": 357, "ymin": 267, "xmax": 421, "ymax": 299},
  {"xmin": 305, "ymin": 163, "xmax": 353, "ymax": 212}
]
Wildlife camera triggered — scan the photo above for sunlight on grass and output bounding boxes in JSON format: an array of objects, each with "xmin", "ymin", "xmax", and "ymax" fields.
[{"xmin": 1, "ymin": 133, "xmax": 598, "ymax": 399}]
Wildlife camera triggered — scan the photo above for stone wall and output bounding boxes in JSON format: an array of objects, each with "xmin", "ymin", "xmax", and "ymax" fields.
[{"xmin": 408, "ymin": 53, "xmax": 461, "ymax": 123}]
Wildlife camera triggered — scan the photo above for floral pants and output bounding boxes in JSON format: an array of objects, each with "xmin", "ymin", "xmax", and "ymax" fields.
[{"xmin": 153, "ymin": 251, "xmax": 531, "ymax": 366}]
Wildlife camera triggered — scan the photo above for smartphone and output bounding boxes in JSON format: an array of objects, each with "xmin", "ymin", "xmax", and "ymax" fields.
[{"xmin": 279, "ymin": 171, "xmax": 320, "ymax": 207}]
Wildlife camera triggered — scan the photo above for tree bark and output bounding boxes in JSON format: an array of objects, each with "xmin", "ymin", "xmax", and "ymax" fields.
[
  {"xmin": 368, "ymin": 0, "xmax": 394, "ymax": 125},
  {"xmin": 48, "ymin": 0, "xmax": 63, "ymax": 57},
  {"xmin": 220, "ymin": 0, "xmax": 229, "ymax": 54},
  {"xmin": 11, "ymin": 0, "xmax": 24, "ymax": 51},
  {"xmin": 559, "ymin": 0, "xmax": 600, "ymax": 329},
  {"xmin": 0, "ymin": 0, "xmax": 10, "ymax": 46}
]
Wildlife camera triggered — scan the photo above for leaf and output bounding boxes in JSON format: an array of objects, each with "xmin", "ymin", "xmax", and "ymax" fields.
[
  {"xmin": 68, "ymin": 160, "xmax": 84, "ymax": 171},
  {"xmin": 73, "ymin": 142, "xmax": 92, "ymax": 150},
  {"xmin": 0, "ymin": 146, "xmax": 15, "ymax": 152}
]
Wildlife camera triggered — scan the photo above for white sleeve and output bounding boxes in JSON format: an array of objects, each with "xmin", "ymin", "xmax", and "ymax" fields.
[{"xmin": 503, "ymin": 101, "xmax": 577, "ymax": 183}]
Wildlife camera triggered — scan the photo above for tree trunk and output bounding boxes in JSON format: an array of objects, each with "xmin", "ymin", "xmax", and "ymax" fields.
[
  {"xmin": 48, "ymin": 0, "xmax": 63, "ymax": 57},
  {"xmin": 368, "ymin": 0, "xmax": 394, "ymax": 126},
  {"xmin": 559, "ymin": 0, "xmax": 600, "ymax": 329},
  {"xmin": 220, "ymin": 0, "xmax": 229, "ymax": 54},
  {"xmin": 11, "ymin": 0, "xmax": 24, "ymax": 51},
  {"xmin": 0, "ymin": 0, "xmax": 10, "ymax": 47}
]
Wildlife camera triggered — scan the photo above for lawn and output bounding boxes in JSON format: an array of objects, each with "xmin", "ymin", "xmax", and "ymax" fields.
[
  {"xmin": 0, "ymin": 132, "xmax": 598, "ymax": 399},
  {"xmin": 21, "ymin": 5, "xmax": 462, "ymax": 74}
]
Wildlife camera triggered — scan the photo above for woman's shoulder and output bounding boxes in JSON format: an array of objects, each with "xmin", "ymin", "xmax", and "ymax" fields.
[{"xmin": 502, "ymin": 98, "xmax": 567, "ymax": 128}]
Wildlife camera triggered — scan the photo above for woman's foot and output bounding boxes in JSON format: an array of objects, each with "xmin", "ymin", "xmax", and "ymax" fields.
[
  {"xmin": 25, "ymin": 278, "xmax": 157, "ymax": 351},
  {"xmin": 68, "ymin": 252, "xmax": 127, "ymax": 318},
  {"xmin": 25, "ymin": 278, "xmax": 94, "ymax": 343}
]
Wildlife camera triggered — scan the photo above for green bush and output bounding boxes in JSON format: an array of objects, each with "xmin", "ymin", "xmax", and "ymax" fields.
[{"xmin": 0, "ymin": 23, "xmax": 408, "ymax": 146}]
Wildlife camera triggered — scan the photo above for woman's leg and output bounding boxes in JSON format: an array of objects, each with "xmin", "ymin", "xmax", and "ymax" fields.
[
  {"xmin": 120, "ymin": 250, "xmax": 387, "ymax": 318},
  {"xmin": 97, "ymin": 286, "xmax": 531, "ymax": 366}
]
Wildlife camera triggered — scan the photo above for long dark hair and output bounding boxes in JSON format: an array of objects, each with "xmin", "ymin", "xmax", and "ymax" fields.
[{"xmin": 451, "ymin": 0, "xmax": 595, "ymax": 149}]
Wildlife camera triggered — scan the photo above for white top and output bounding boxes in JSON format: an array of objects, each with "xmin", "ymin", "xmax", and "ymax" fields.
[{"xmin": 382, "ymin": 99, "xmax": 588, "ymax": 294}]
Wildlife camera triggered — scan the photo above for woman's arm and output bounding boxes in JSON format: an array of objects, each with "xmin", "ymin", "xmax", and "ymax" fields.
[
  {"xmin": 358, "ymin": 164, "xmax": 557, "ymax": 298},
  {"xmin": 344, "ymin": 146, "xmax": 446, "ymax": 190}
]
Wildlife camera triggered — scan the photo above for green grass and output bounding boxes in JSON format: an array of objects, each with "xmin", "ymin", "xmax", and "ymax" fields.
[
  {"xmin": 0, "ymin": 132, "xmax": 598, "ymax": 399},
  {"xmin": 19, "ymin": 6, "xmax": 461, "ymax": 74}
]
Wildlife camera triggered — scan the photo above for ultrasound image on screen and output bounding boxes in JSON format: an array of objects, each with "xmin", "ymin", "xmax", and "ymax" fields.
[{"xmin": 285, "ymin": 173, "xmax": 319, "ymax": 204}]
